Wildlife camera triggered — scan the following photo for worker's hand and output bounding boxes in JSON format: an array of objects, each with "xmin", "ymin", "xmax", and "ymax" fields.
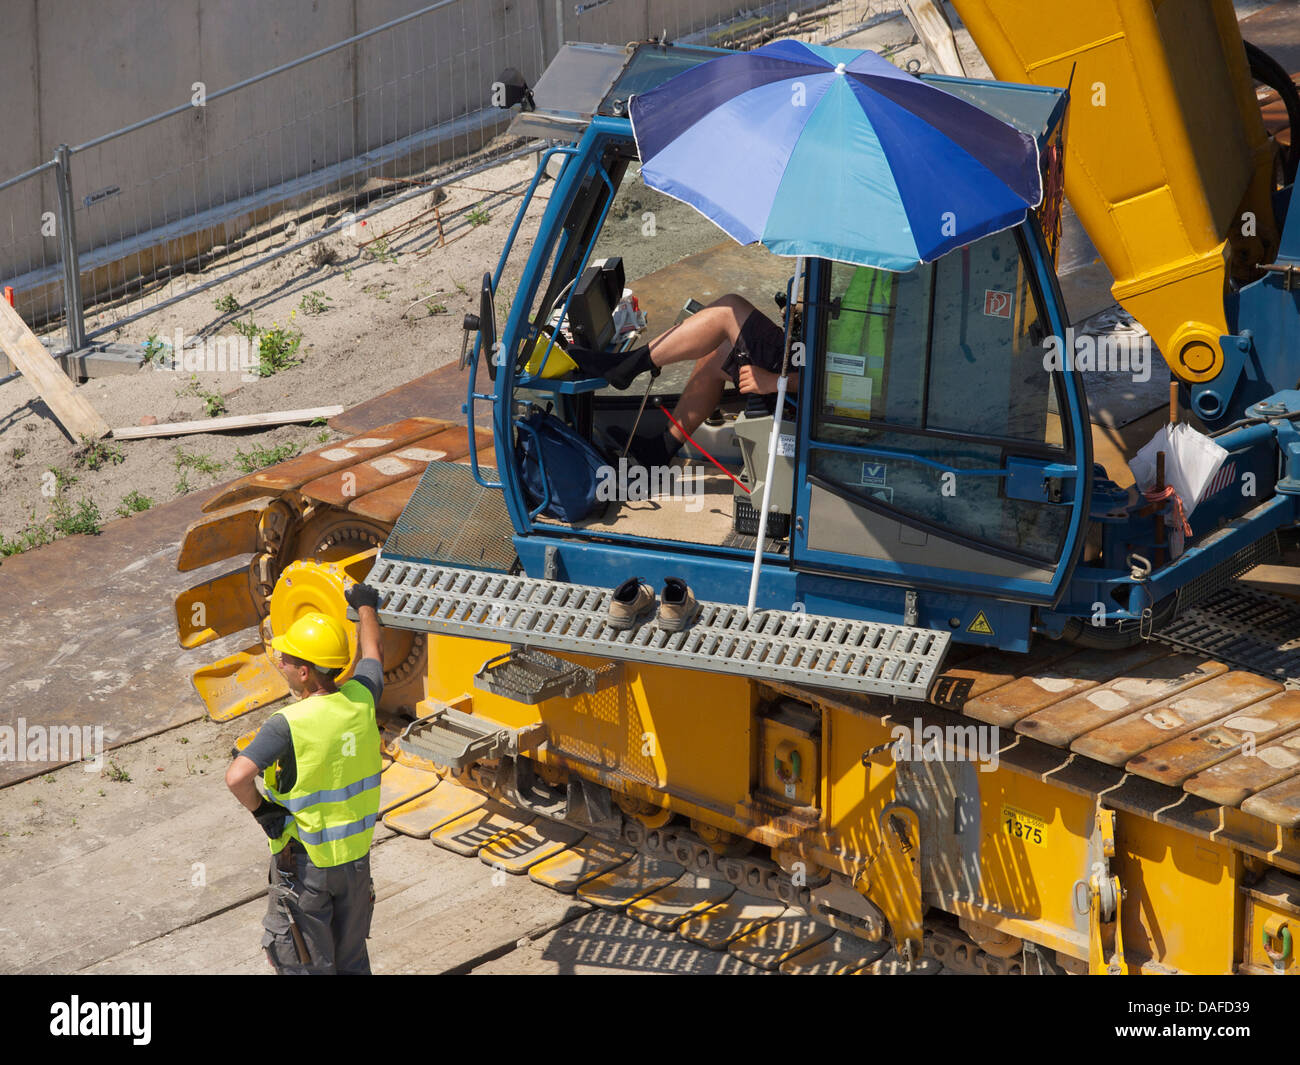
[
  {"xmin": 738, "ymin": 364, "xmax": 780, "ymax": 395},
  {"xmin": 345, "ymin": 582, "xmax": 380, "ymax": 613},
  {"xmin": 251, "ymin": 797, "xmax": 291, "ymax": 840}
]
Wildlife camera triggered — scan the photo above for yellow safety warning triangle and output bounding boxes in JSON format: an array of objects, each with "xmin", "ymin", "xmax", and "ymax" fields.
[{"xmin": 967, "ymin": 611, "xmax": 995, "ymax": 636}]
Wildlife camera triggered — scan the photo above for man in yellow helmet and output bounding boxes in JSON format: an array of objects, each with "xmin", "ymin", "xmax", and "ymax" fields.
[{"xmin": 225, "ymin": 582, "xmax": 385, "ymax": 974}]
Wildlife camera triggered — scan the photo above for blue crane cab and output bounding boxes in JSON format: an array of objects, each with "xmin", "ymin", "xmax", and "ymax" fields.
[{"xmin": 387, "ymin": 41, "xmax": 1299, "ymax": 666}]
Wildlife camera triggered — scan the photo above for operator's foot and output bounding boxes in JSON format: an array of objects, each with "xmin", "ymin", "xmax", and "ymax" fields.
[
  {"xmin": 566, "ymin": 345, "xmax": 655, "ymax": 390},
  {"xmin": 608, "ymin": 425, "xmax": 682, "ymax": 467}
]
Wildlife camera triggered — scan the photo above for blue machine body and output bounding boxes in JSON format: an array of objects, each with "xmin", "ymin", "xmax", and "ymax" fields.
[{"xmin": 439, "ymin": 43, "xmax": 1299, "ymax": 654}]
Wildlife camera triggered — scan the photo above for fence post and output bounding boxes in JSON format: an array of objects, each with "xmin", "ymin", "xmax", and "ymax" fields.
[{"xmin": 53, "ymin": 144, "xmax": 86, "ymax": 354}]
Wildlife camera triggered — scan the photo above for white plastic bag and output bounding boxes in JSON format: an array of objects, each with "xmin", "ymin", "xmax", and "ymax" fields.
[{"xmin": 1128, "ymin": 422, "xmax": 1228, "ymax": 557}]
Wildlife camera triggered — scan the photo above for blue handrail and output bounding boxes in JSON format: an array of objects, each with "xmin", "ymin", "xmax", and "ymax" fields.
[{"xmin": 466, "ymin": 144, "xmax": 579, "ymax": 490}]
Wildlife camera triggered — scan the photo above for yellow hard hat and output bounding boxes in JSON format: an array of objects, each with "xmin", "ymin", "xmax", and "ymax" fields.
[{"xmin": 271, "ymin": 611, "xmax": 351, "ymax": 670}]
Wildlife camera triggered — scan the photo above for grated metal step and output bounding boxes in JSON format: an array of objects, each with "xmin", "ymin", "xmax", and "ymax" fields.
[
  {"xmin": 475, "ymin": 647, "xmax": 621, "ymax": 704},
  {"xmin": 1153, "ymin": 584, "xmax": 1300, "ymax": 687},
  {"xmin": 369, "ymin": 556, "xmax": 950, "ymax": 700}
]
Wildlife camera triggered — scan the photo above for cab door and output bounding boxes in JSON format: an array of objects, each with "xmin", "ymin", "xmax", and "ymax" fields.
[{"xmin": 791, "ymin": 225, "xmax": 1090, "ymax": 605}]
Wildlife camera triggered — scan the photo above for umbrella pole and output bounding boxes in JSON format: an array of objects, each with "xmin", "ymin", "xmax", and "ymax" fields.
[{"xmin": 746, "ymin": 256, "xmax": 804, "ymax": 617}]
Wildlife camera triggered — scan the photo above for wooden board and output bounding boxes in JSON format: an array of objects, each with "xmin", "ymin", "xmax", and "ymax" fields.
[
  {"xmin": 960, "ymin": 645, "xmax": 1168, "ymax": 728},
  {"xmin": 300, "ymin": 426, "xmax": 474, "ymax": 505},
  {"xmin": 1069, "ymin": 670, "xmax": 1283, "ymax": 766},
  {"xmin": 1015, "ymin": 655, "xmax": 1225, "ymax": 748},
  {"xmin": 1183, "ymin": 732, "xmax": 1300, "ymax": 807},
  {"xmin": 1127, "ymin": 691, "xmax": 1300, "ymax": 787},
  {"xmin": 0, "ymin": 297, "xmax": 109, "ymax": 440},
  {"xmin": 111, "ymin": 405, "xmax": 343, "ymax": 439}
]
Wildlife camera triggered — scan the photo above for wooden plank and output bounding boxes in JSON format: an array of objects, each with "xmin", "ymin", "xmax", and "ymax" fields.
[
  {"xmin": 961, "ymin": 645, "xmax": 1168, "ymax": 728},
  {"xmin": 0, "ymin": 297, "xmax": 109, "ymax": 439},
  {"xmin": 300, "ymin": 426, "xmax": 473, "ymax": 505},
  {"xmin": 928, "ymin": 641, "xmax": 1082, "ymax": 708},
  {"xmin": 1184, "ymin": 732, "xmax": 1300, "ymax": 808},
  {"xmin": 1016, "ymin": 655, "xmax": 1224, "ymax": 748},
  {"xmin": 1069, "ymin": 671, "xmax": 1283, "ymax": 766},
  {"xmin": 111, "ymin": 405, "xmax": 343, "ymax": 440},
  {"xmin": 200, "ymin": 417, "xmax": 448, "ymax": 511},
  {"xmin": 1128, "ymin": 691, "xmax": 1300, "ymax": 787},
  {"xmin": 1242, "ymin": 774, "xmax": 1300, "ymax": 827}
]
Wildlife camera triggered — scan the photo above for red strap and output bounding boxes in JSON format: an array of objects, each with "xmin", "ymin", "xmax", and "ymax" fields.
[
  {"xmin": 658, "ymin": 404, "xmax": 750, "ymax": 494},
  {"xmin": 1144, "ymin": 484, "xmax": 1192, "ymax": 536}
]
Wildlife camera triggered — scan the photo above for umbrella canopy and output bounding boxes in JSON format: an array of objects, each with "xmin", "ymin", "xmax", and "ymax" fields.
[{"xmin": 629, "ymin": 39, "xmax": 1043, "ymax": 270}]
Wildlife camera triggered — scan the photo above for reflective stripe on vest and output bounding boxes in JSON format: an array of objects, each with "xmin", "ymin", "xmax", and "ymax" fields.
[{"xmin": 262, "ymin": 678, "xmax": 382, "ymax": 868}]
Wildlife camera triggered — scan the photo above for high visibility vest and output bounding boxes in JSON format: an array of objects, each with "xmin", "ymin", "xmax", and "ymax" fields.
[
  {"xmin": 263, "ymin": 680, "xmax": 382, "ymax": 868},
  {"xmin": 825, "ymin": 267, "xmax": 894, "ymax": 412}
]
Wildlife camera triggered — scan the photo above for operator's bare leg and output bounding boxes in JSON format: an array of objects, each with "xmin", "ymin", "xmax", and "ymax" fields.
[{"xmin": 570, "ymin": 294, "xmax": 756, "ymax": 391}]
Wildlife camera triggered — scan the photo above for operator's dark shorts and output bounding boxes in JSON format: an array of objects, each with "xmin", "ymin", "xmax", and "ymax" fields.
[{"xmin": 720, "ymin": 309, "xmax": 787, "ymax": 386}]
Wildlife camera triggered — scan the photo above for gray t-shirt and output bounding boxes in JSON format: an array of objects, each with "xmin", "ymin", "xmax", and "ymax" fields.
[{"xmin": 241, "ymin": 658, "xmax": 383, "ymax": 792}]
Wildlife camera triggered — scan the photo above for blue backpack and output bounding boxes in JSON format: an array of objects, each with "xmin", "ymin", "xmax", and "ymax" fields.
[{"xmin": 515, "ymin": 411, "xmax": 610, "ymax": 523}]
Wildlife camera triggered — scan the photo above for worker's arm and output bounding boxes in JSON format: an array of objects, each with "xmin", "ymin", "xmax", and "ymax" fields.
[
  {"xmin": 225, "ymin": 755, "xmax": 263, "ymax": 812},
  {"xmin": 346, "ymin": 582, "xmax": 384, "ymax": 663}
]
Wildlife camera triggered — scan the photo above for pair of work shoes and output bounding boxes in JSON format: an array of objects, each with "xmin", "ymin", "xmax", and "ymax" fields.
[{"xmin": 607, "ymin": 576, "xmax": 700, "ymax": 632}]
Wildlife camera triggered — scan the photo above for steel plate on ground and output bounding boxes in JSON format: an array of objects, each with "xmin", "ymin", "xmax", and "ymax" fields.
[
  {"xmin": 727, "ymin": 912, "xmax": 834, "ymax": 970},
  {"xmin": 478, "ymin": 818, "xmax": 586, "ymax": 874},
  {"xmin": 381, "ymin": 778, "xmax": 487, "ymax": 838},
  {"xmin": 675, "ymin": 892, "xmax": 786, "ymax": 949},
  {"xmin": 575, "ymin": 854, "xmax": 686, "ymax": 909},
  {"xmin": 528, "ymin": 840, "xmax": 635, "ymax": 892},
  {"xmin": 625, "ymin": 876, "xmax": 734, "ymax": 931},
  {"xmin": 431, "ymin": 801, "xmax": 536, "ymax": 857},
  {"xmin": 779, "ymin": 931, "xmax": 890, "ymax": 975}
]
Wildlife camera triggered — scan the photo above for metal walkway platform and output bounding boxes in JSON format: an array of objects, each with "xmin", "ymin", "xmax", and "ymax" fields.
[
  {"xmin": 1154, "ymin": 585, "xmax": 1300, "ymax": 687},
  {"xmin": 368, "ymin": 557, "xmax": 950, "ymax": 700}
]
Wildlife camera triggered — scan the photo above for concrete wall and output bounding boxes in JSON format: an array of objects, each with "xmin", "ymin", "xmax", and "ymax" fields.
[{"xmin": 0, "ymin": 0, "xmax": 802, "ymax": 321}]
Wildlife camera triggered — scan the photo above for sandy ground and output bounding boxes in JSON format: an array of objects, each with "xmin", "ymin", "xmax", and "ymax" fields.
[{"xmin": 0, "ymin": 145, "xmax": 552, "ymax": 543}]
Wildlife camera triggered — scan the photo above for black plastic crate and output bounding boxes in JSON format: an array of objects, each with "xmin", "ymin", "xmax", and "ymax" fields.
[{"xmin": 734, "ymin": 495, "xmax": 790, "ymax": 539}]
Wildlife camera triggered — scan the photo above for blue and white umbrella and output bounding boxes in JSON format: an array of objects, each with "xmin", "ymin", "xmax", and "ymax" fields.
[{"xmin": 629, "ymin": 39, "xmax": 1043, "ymax": 270}]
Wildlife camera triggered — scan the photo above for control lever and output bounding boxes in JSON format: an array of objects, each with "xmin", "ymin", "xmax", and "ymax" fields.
[{"xmin": 459, "ymin": 313, "xmax": 480, "ymax": 370}]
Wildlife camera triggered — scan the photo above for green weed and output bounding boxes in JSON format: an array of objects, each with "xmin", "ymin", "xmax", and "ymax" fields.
[
  {"xmin": 115, "ymin": 490, "xmax": 154, "ymax": 517},
  {"xmin": 234, "ymin": 442, "xmax": 300, "ymax": 472}
]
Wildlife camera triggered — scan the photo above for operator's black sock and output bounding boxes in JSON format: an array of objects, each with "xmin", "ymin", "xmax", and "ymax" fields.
[
  {"xmin": 610, "ymin": 425, "xmax": 683, "ymax": 467},
  {"xmin": 568, "ymin": 345, "xmax": 655, "ymax": 390}
]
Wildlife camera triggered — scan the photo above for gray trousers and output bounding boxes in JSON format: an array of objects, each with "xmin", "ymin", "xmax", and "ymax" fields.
[{"xmin": 262, "ymin": 845, "xmax": 375, "ymax": 975}]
